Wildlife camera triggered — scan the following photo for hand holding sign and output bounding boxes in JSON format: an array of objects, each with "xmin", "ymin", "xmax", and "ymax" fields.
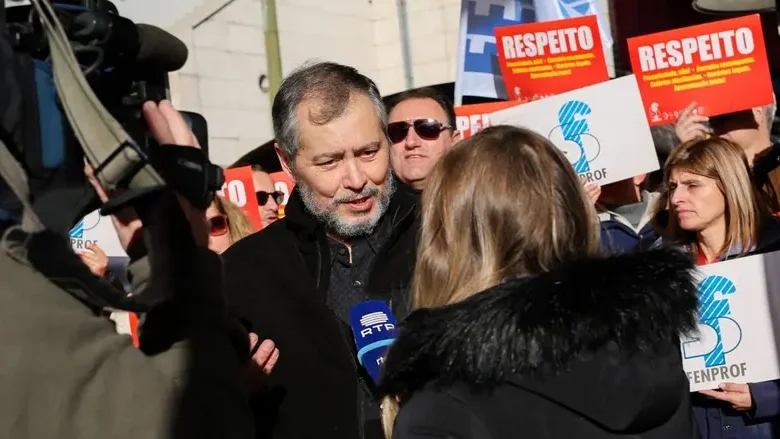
[
  {"xmin": 628, "ymin": 14, "xmax": 773, "ymax": 125},
  {"xmin": 700, "ymin": 383, "xmax": 754, "ymax": 412},
  {"xmin": 675, "ymin": 101, "xmax": 712, "ymax": 143},
  {"xmin": 77, "ymin": 242, "xmax": 109, "ymax": 277}
]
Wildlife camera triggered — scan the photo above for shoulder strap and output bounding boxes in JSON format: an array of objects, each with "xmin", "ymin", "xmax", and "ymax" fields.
[
  {"xmin": 0, "ymin": 0, "xmax": 167, "ymax": 233},
  {"xmin": 27, "ymin": 0, "xmax": 163, "ymax": 192},
  {"xmin": 0, "ymin": 137, "xmax": 44, "ymax": 232}
]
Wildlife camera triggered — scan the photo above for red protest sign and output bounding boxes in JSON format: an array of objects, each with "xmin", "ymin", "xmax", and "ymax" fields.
[
  {"xmin": 270, "ymin": 171, "xmax": 295, "ymax": 219},
  {"xmin": 219, "ymin": 166, "xmax": 263, "ymax": 230},
  {"xmin": 495, "ymin": 15, "xmax": 609, "ymax": 101},
  {"xmin": 455, "ymin": 100, "xmax": 524, "ymax": 139},
  {"xmin": 627, "ymin": 14, "xmax": 773, "ymax": 126}
]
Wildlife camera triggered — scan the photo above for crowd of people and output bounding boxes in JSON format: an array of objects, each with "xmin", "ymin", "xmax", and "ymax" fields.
[
  {"xmin": 12, "ymin": 56, "xmax": 780, "ymax": 439},
  {"xmin": 182, "ymin": 60, "xmax": 780, "ymax": 438}
]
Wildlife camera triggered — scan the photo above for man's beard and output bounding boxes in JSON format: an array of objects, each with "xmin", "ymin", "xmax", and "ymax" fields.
[{"xmin": 296, "ymin": 170, "xmax": 396, "ymax": 239}]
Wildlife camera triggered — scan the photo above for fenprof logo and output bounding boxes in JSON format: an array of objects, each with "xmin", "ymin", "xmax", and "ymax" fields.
[
  {"xmin": 549, "ymin": 100, "xmax": 602, "ymax": 179},
  {"xmin": 69, "ymin": 211, "xmax": 101, "ymax": 249},
  {"xmin": 359, "ymin": 311, "xmax": 395, "ymax": 337},
  {"xmin": 683, "ymin": 275, "xmax": 749, "ymax": 386},
  {"xmin": 683, "ymin": 275, "xmax": 742, "ymax": 367}
]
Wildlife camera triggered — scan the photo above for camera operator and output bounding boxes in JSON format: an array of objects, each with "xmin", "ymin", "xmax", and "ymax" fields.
[{"xmin": 0, "ymin": 100, "xmax": 255, "ymax": 439}]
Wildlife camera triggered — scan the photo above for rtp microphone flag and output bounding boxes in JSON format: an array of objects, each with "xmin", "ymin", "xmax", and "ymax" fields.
[
  {"xmin": 454, "ymin": 0, "xmax": 613, "ymax": 103},
  {"xmin": 349, "ymin": 301, "xmax": 398, "ymax": 383}
]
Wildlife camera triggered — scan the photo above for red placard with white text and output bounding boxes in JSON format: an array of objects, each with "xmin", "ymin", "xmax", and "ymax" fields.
[
  {"xmin": 455, "ymin": 100, "xmax": 526, "ymax": 139},
  {"xmin": 627, "ymin": 14, "xmax": 773, "ymax": 126},
  {"xmin": 271, "ymin": 171, "xmax": 295, "ymax": 219},
  {"xmin": 495, "ymin": 15, "xmax": 609, "ymax": 101},
  {"xmin": 218, "ymin": 166, "xmax": 263, "ymax": 230}
]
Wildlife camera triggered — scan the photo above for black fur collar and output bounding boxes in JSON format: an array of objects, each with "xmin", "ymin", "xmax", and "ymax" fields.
[{"xmin": 378, "ymin": 248, "xmax": 699, "ymax": 402}]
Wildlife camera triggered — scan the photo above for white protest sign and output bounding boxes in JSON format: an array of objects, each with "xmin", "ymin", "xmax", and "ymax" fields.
[
  {"xmin": 69, "ymin": 209, "xmax": 127, "ymax": 258},
  {"xmin": 489, "ymin": 75, "xmax": 659, "ymax": 186},
  {"xmin": 683, "ymin": 251, "xmax": 780, "ymax": 392}
]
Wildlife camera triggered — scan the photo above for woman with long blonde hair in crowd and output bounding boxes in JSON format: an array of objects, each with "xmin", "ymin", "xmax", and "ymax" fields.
[
  {"xmin": 377, "ymin": 125, "xmax": 699, "ymax": 438},
  {"xmin": 656, "ymin": 137, "xmax": 780, "ymax": 438},
  {"xmin": 206, "ymin": 195, "xmax": 257, "ymax": 254}
]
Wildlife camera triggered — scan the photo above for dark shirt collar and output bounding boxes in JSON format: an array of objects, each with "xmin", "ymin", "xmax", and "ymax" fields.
[{"xmin": 328, "ymin": 213, "xmax": 391, "ymax": 263}]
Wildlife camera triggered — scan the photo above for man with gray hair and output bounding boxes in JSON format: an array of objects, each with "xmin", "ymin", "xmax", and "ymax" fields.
[{"xmin": 222, "ymin": 61, "xmax": 419, "ymax": 439}]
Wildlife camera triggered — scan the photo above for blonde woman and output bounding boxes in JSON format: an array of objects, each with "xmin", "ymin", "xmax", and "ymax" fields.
[
  {"xmin": 656, "ymin": 137, "xmax": 780, "ymax": 438},
  {"xmin": 377, "ymin": 126, "xmax": 699, "ymax": 438},
  {"xmin": 206, "ymin": 195, "xmax": 257, "ymax": 254}
]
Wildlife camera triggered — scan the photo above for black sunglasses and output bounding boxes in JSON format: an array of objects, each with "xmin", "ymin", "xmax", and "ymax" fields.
[
  {"xmin": 256, "ymin": 191, "xmax": 284, "ymax": 206},
  {"xmin": 387, "ymin": 118, "xmax": 452, "ymax": 144}
]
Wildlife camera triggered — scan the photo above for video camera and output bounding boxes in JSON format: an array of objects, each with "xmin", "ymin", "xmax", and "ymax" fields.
[{"xmin": 0, "ymin": 0, "xmax": 223, "ymax": 235}]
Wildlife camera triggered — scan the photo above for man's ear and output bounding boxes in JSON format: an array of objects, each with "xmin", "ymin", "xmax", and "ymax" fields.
[
  {"xmin": 451, "ymin": 130, "xmax": 462, "ymax": 145},
  {"xmin": 275, "ymin": 143, "xmax": 295, "ymax": 182},
  {"xmin": 753, "ymin": 106, "xmax": 766, "ymax": 127}
]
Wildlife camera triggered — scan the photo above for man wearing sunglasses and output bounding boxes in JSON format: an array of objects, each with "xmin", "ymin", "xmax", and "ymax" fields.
[
  {"xmin": 385, "ymin": 87, "xmax": 461, "ymax": 192},
  {"xmin": 250, "ymin": 164, "xmax": 281, "ymax": 227},
  {"xmin": 221, "ymin": 61, "xmax": 419, "ymax": 439}
]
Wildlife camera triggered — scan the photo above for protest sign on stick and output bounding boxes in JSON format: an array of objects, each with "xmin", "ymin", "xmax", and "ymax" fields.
[
  {"xmin": 495, "ymin": 15, "xmax": 609, "ymax": 100},
  {"xmin": 627, "ymin": 14, "xmax": 773, "ymax": 126}
]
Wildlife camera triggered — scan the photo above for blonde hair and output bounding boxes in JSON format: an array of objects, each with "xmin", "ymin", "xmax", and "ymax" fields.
[
  {"xmin": 658, "ymin": 137, "xmax": 764, "ymax": 257},
  {"xmin": 381, "ymin": 125, "xmax": 601, "ymax": 437},
  {"xmin": 213, "ymin": 195, "xmax": 256, "ymax": 245}
]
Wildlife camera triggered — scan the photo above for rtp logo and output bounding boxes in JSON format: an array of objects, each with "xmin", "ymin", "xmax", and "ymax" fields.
[
  {"xmin": 682, "ymin": 275, "xmax": 743, "ymax": 367},
  {"xmin": 69, "ymin": 211, "xmax": 101, "ymax": 239},
  {"xmin": 549, "ymin": 100, "xmax": 601, "ymax": 173}
]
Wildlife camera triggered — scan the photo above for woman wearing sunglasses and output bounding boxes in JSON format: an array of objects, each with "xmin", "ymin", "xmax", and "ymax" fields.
[{"xmin": 206, "ymin": 195, "xmax": 257, "ymax": 254}]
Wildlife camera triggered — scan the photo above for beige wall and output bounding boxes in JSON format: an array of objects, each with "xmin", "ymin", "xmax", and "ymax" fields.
[{"xmin": 121, "ymin": 0, "xmax": 613, "ymax": 165}]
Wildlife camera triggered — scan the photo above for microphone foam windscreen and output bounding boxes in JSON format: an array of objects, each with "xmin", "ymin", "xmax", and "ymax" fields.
[{"xmin": 135, "ymin": 23, "xmax": 188, "ymax": 72}]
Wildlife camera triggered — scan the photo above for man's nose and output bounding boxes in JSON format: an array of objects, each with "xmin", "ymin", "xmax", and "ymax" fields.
[
  {"xmin": 404, "ymin": 125, "xmax": 421, "ymax": 149},
  {"xmin": 265, "ymin": 196, "xmax": 279, "ymax": 211},
  {"xmin": 343, "ymin": 158, "xmax": 368, "ymax": 190}
]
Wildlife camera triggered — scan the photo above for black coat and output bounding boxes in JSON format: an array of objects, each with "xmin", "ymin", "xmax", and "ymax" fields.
[
  {"xmin": 222, "ymin": 187, "xmax": 419, "ymax": 439},
  {"xmin": 379, "ymin": 248, "xmax": 700, "ymax": 439}
]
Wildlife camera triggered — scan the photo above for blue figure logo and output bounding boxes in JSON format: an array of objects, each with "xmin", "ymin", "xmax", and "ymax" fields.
[
  {"xmin": 682, "ymin": 275, "xmax": 743, "ymax": 367},
  {"xmin": 69, "ymin": 212, "xmax": 101, "ymax": 239},
  {"xmin": 69, "ymin": 219, "xmax": 85, "ymax": 239},
  {"xmin": 550, "ymin": 100, "xmax": 601, "ymax": 173}
]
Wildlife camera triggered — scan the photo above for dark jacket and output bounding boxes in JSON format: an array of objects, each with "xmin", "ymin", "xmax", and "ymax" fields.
[
  {"xmin": 599, "ymin": 192, "xmax": 661, "ymax": 254},
  {"xmin": 0, "ymin": 230, "xmax": 254, "ymax": 439},
  {"xmin": 222, "ymin": 187, "xmax": 419, "ymax": 439},
  {"xmin": 379, "ymin": 248, "xmax": 700, "ymax": 439}
]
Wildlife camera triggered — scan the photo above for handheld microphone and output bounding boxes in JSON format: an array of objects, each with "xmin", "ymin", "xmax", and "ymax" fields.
[{"xmin": 349, "ymin": 300, "xmax": 398, "ymax": 383}]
